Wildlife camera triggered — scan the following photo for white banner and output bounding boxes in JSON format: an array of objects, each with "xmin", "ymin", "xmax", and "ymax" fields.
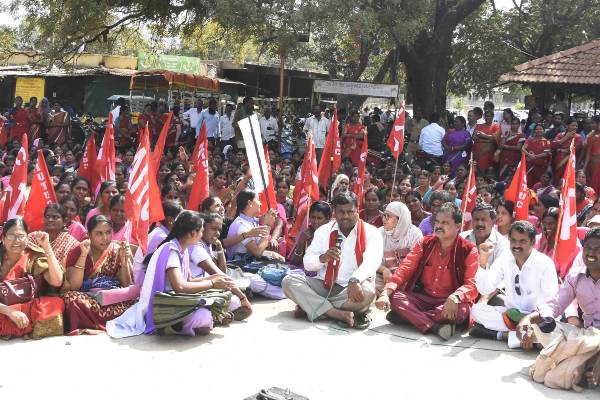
[
  {"xmin": 313, "ymin": 80, "xmax": 398, "ymax": 98},
  {"xmin": 238, "ymin": 114, "xmax": 269, "ymax": 192}
]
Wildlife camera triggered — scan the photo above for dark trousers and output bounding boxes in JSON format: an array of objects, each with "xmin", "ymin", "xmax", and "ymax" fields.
[
  {"xmin": 316, "ymin": 148, "xmax": 324, "ymax": 167},
  {"xmin": 390, "ymin": 290, "xmax": 469, "ymax": 333}
]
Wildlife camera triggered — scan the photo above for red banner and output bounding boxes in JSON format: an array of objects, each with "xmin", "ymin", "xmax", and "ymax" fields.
[
  {"xmin": 187, "ymin": 122, "xmax": 210, "ymax": 211},
  {"xmin": 387, "ymin": 105, "xmax": 406, "ymax": 159},
  {"xmin": 23, "ymin": 150, "xmax": 57, "ymax": 231},
  {"xmin": 1, "ymin": 134, "xmax": 29, "ymax": 223},
  {"xmin": 317, "ymin": 107, "xmax": 341, "ymax": 189},
  {"xmin": 504, "ymin": 152, "xmax": 529, "ymax": 221}
]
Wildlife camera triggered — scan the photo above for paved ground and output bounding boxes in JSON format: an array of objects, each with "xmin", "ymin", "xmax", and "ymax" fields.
[{"xmin": 1, "ymin": 299, "xmax": 598, "ymax": 400}]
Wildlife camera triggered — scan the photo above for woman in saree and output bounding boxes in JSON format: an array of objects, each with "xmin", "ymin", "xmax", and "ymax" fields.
[
  {"xmin": 442, "ymin": 116, "xmax": 471, "ymax": 174},
  {"xmin": 522, "ymin": 123, "xmax": 552, "ymax": 187},
  {"xmin": 85, "ymin": 180, "xmax": 119, "ymax": 226},
  {"xmin": 109, "ymin": 195, "xmax": 137, "ymax": 246},
  {"xmin": 405, "ymin": 191, "xmax": 430, "ymax": 227},
  {"xmin": 35, "ymin": 204, "xmax": 80, "ymax": 268},
  {"xmin": 47, "ymin": 101, "xmax": 71, "ymax": 145},
  {"xmin": 107, "ymin": 211, "xmax": 234, "ymax": 337},
  {"xmin": 552, "ymin": 117, "xmax": 584, "ymax": 186},
  {"xmin": 63, "ymin": 215, "xmax": 135, "ymax": 334},
  {"xmin": 0, "ymin": 218, "xmax": 64, "ymax": 339},
  {"xmin": 536, "ymin": 207, "xmax": 579, "ymax": 280},
  {"xmin": 288, "ymin": 201, "xmax": 331, "ymax": 268},
  {"xmin": 71, "ymin": 177, "xmax": 93, "ymax": 223},
  {"xmin": 8, "ymin": 96, "xmax": 29, "ymax": 140},
  {"xmin": 375, "ymin": 202, "xmax": 423, "ymax": 295},
  {"xmin": 341, "ymin": 111, "xmax": 367, "ymax": 167},
  {"xmin": 583, "ymin": 122, "xmax": 600, "ymax": 194},
  {"xmin": 498, "ymin": 117, "xmax": 525, "ymax": 179},
  {"xmin": 27, "ymin": 97, "xmax": 47, "ymax": 141},
  {"xmin": 60, "ymin": 195, "xmax": 87, "ymax": 242},
  {"xmin": 359, "ymin": 188, "xmax": 384, "ymax": 227},
  {"xmin": 473, "ymin": 110, "xmax": 500, "ymax": 173},
  {"xmin": 330, "ymin": 174, "xmax": 350, "ymax": 199},
  {"xmin": 275, "ymin": 176, "xmax": 294, "ymax": 222},
  {"xmin": 210, "ymin": 170, "xmax": 234, "ymax": 209}
]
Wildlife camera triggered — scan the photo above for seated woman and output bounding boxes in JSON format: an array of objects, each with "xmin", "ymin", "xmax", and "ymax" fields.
[
  {"xmin": 495, "ymin": 200, "xmax": 515, "ymax": 237},
  {"xmin": 109, "ymin": 195, "xmax": 138, "ymax": 246},
  {"xmin": 359, "ymin": 188, "xmax": 384, "ymax": 227},
  {"xmin": 288, "ymin": 201, "xmax": 332, "ymax": 268},
  {"xmin": 84, "ymin": 180, "xmax": 119, "ymax": 226},
  {"xmin": 376, "ymin": 202, "xmax": 423, "ymax": 295},
  {"xmin": 226, "ymin": 189, "xmax": 287, "ymax": 299},
  {"xmin": 35, "ymin": 203, "xmax": 80, "ymax": 268},
  {"xmin": 536, "ymin": 207, "xmax": 580, "ymax": 280},
  {"xmin": 405, "ymin": 191, "xmax": 430, "ymax": 227},
  {"xmin": 0, "ymin": 218, "xmax": 64, "ymax": 339},
  {"xmin": 71, "ymin": 177, "xmax": 93, "ymax": 223},
  {"xmin": 189, "ymin": 212, "xmax": 252, "ymax": 321},
  {"xmin": 329, "ymin": 174, "xmax": 350, "ymax": 199},
  {"xmin": 60, "ymin": 195, "xmax": 87, "ymax": 241},
  {"xmin": 62, "ymin": 215, "xmax": 136, "ymax": 334},
  {"xmin": 107, "ymin": 211, "xmax": 234, "ymax": 337},
  {"xmin": 260, "ymin": 207, "xmax": 288, "ymax": 258},
  {"xmin": 275, "ymin": 176, "xmax": 294, "ymax": 222}
]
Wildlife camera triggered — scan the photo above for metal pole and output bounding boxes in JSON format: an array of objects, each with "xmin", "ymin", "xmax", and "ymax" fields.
[
  {"xmin": 278, "ymin": 51, "xmax": 286, "ymax": 146},
  {"xmin": 391, "ymin": 156, "xmax": 400, "ymax": 194}
]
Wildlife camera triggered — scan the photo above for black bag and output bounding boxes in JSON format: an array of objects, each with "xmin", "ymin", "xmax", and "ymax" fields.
[{"xmin": 244, "ymin": 387, "xmax": 309, "ymax": 400}]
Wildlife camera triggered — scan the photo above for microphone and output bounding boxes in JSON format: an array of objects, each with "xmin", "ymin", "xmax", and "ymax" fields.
[{"xmin": 335, "ymin": 235, "xmax": 343, "ymax": 250}]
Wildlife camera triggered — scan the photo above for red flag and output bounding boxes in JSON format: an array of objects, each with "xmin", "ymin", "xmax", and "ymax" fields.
[
  {"xmin": 503, "ymin": 152, "xmax": 529, "ymax": 221},
  {"xmin": 96, "ymin": 113, "xmax": 116, "ymax": 188},
  {"xmin": 293, "ymin": 137, "xmax": 320, "ymax": 207},
  {"xmin": 152, "ymin": 112, "xmax": 173, "ymax": 174},
  {"xmin": 0, "ymin": 119, "xmax": 7, "ymax": 149},
  {"xmin": 23, "ymin": 150, "xmax": 57, "ymax": 231},
  {"xmin": 259, "ymin": 145, "xmax": 277, "ymax": 215},
  {"xmin": 553, "ymin": 139, "xmax": 578, "ymax": 279},
  {"xmin": 1, "ymin": 134, "xmax": 29, "ymax": 223},
  {"xmin": 78, "ymin": 133, "xmax": 99, "ymax": 192},
  {"xmin": 387, "ymin": 105, "xmax": 406, "ymax": 159},
  {"xmin": 187, "ymin": 123, "xmax": 210, "ymax": 211},
  {"xmin": 317, "ymin": 107, "xmax": 341, "ymax": 189},
  {"xmin": 461, "ymin": 156, "xmax": 477, "ymax": 230},
  {"xmin": 124, "ymin": 126, "xmax": 162, "ymax": 253},
  {"xmin": 354, "ymin": 135, "xmax": 369, "ymax": 209}
]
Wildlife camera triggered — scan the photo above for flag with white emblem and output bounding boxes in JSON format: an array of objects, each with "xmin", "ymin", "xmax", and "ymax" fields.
[
  {"xmin": 387, "ymin": 105, "xmax": 406, "ymax": 159},
  {"xmin": 1, "ymin": 134, "xmax": 28, "ymax": 223}
]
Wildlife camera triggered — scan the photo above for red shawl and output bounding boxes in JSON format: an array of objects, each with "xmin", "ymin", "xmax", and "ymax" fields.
[{"xmin": 324, "ymin": 219, "xmax": 366, "ymax": 289}]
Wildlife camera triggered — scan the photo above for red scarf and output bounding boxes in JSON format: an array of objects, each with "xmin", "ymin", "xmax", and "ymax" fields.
[{"xmin": 324, "ymin": 219, "xmax": 366, "ymax": 289}]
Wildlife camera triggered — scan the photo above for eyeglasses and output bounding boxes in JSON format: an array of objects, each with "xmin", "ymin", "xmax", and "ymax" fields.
[
  {"xmin": 4, "ymin": 234, "xmax": 27, "ymax": 242},
  {"xmin": 514, "ymin": 274, "xmax": 521, "ymax": 296},
  {"xmin": 382, "ymin": 214, "xmax": 398, "ymax": 220}
]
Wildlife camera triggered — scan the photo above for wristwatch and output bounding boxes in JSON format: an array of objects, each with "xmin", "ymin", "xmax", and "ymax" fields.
[{"xmin": 348, "ymin": 277, "xmax": 360, "ymax": 285}]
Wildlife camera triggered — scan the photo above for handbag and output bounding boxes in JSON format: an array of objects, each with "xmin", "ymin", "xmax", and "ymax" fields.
[
  {"xmin": 257, "ymin": 263, "xmax": 290, "ymax": 287},
  {"xmin": 0, "ymin": 274, "xmax": 43, "ymax": 306}
]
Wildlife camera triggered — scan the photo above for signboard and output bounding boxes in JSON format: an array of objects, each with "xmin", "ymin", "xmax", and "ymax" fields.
[
  {"xmin": 15, "ymin": 77, "xmax": 45, "ymax": 102},
  {"xmin": 313, "ymin": 79, "xmax": 398, "ymax": 98},
  {"xmin": 138, "ymin": 52, "xmax": 207, "ymax": 75}
]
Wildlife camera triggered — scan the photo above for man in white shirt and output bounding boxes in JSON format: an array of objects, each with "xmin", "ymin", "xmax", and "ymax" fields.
[
  {"xmin": 466, "ymin": 107, "xmax": 482, "ymax": 137},
  {"xmin": 197, "ymin": 97, "xmax": 220, "ymax": 143},
  {"xmin": 419, "ymin": 112, "xmax": 445, "ymax": 163},
  {"xmin": 182, "ymin": 99, "xmax": 203, "ymax": 138},
  {"xmin": 469, "ymin": 221, "xmax": 558, "ymax": 348},
  {"xmin": 259, "ymin": 107, "xmax": 279, "ymax": 143},
  {"xmin": 282, "ymin": 192, "xmax": 382, "ymax": 329},
  {"xmin": 303, "ymin": 105, "xmax": 330, "ymax": 164},
  {"xmin": 219, "ymin": 103, "xmax": 236, "ymax": 148}
]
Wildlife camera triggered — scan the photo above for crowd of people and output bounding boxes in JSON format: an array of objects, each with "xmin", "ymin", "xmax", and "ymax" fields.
[{"xmin": 1, "ymin": 94, "xmax": 600, "ymax": 388}]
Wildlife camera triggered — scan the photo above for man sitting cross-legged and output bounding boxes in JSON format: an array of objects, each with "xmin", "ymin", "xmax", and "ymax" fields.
[
  {"xmin": 375, "ymin": 203, "xmax": 479, "ymax": 340},
  {"xmin": 282, "ymin": 192, "xmax": 382, "ymax": 329}
]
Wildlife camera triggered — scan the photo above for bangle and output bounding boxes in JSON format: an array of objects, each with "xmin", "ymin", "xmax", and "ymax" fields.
[
  {"xmin": 216, "ymin": 250, "xmax": 224, "ymax": 254},
  {"xmin": 72, "ymin": 264, "xmax": 84, "ymax": 270}
]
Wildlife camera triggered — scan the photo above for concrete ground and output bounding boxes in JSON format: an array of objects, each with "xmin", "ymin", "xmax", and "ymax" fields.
[{"xmin": 1, "ymin": 299, "xmax": 598, "ymax": 400}]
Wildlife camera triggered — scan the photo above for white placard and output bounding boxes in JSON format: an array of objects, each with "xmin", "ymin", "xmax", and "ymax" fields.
[
  {"xmin": 313, "ymin": 80, "xmax": 398, "ymax": 98},
  {"xmin": 238, "ymin": 114, "xmax": 269, "ymax": 192}
]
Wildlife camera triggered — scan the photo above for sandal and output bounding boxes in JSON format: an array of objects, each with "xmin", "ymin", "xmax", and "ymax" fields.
[
  {"xmin": 233, "ymin": 306, "xmax": 253, "ymax": 321},
  {"xmin": 214, "ymin": 311, "xmax": 234, "ymax": 326},
  {"xmin": 335, "ymin": 313, "xmax": 372, "ymax": 330}
]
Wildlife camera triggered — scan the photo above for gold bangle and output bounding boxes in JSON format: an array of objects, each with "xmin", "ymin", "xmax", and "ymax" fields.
[{"xmin": 72, "ymin": 264, "xmax": 85, "ymax": 270}]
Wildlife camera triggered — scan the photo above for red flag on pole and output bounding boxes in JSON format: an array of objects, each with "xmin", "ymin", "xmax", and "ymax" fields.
[
  {"xmin": 96, "ymin": 113, "xmax": 116, "ymax": 188},
  {"xmin": 317, "ymin": 107, "xmax": 341, "ymax": 189},
  {"xmin": 461, "ymin": 156, "xmax": 477, "ymax": 230},
  {"xmin": 259, "ymin": 145, "xmax": 277, "ymax": 215},
  {"xmin": 152, "ymin": 112, "xmax": 173, "ymax": 174},
  {"xmin": 354, "ymin": 135, "xmax": 369, "ymax": 209},
  {"xmin": 503, "ymin": 152, "xmax": 529, "ymax": 221},
  {"xmin": 78, "ymin": 133, "xmax": 99, "ymax": 192},
  {"xmin": 293, "ymin": 137, "xmax": 320, "ymax": 207},
  {"xmin": 1, "ymin": 134, "xmax": 29, "ymax": 223},
  {"xmin": 124, "ymin": 126, "xmax": 162, "ymax": 253},
  {"xmin": 187, "ymin": 123, "xmax": 210, "ymax": 211},
  {"xmin": 23, "ymin": 150, "xmax": 57, "ymax": 231},
  {"xmin": 553, "ymin": 139, "xmax": 579, "ymax": 279},
  {"xmin": 387, "ymin": 105, "xmax": 406, "ymax": 159}
]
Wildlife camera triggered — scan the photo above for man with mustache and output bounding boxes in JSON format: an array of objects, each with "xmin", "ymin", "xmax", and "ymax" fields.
[
  {"xmin": 375, "ymin": 203, "xmax": 479, "ymax": 340},
  {"xmin": 283, "ymin": 192, "xmax": 382, "ymax": 329},
  {"xmin": 470, "ymin": 221, "xmax": 558, "ymax": 348},
  {"xmin": 461, "ymin": 203, "xmax": 510, "ymax": 304}
]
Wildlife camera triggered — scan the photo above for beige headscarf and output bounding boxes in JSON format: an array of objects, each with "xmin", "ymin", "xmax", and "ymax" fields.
[
  {"xmin": 330, "ymin": 174, "xmax": 349, "ymax": 198},
  {"xmin": 380, "ymin": 201, "xmax": 423, "ymax": 252}
]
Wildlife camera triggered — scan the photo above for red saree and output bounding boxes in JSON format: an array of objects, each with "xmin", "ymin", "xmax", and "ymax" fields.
[
  {"xmin": 498, "ymin": 131, "xmax": 524, "ymax": 176},
  {"xmin": 587, "ymin": 132, "xmax": 600, "ymax": 194},
  {"xmin": 0, "ymin": 249, "xmax": 64, "ymax": 338},
  {"xmin": 473, "ymin": 123, "xmax": 500, "ymax": 173},
  {"xmin": 28, "ymin": 107, "xmax": 45, "ymax": 141},
  {"xmin": 10, "ymin": 108, "xmax": 30, "ymax": 140},
  {"xmin": 47, "ymin": 111, "xmax": 71, "ymax": 145},
  {"xmin": 524, "ymin": 137, "xmax": 552, "ymax": 187},
  {"xmin": 552, "ymin": 132, "xmax": 583, "ymax": 185},
  {"xmin": 62, "ymin": 242, "xmax": 135, "ymax": 334},
  {"xmin": 343, "ymin": 123, "xmax": 366, "ymax": 166}
]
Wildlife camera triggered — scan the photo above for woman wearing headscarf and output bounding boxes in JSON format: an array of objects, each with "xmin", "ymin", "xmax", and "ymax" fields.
[
  {"xmin": 375, "ymin": 202, "xmax": 423, "ymax": 294},
  {"xmin": 329, "ymin": 173, "xmax": 350, "ymax": 199}
]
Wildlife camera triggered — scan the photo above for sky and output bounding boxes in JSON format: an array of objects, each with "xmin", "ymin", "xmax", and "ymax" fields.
[{"xmin": 0, "ymin": 0, "xmax": 517, "ymax": 28}]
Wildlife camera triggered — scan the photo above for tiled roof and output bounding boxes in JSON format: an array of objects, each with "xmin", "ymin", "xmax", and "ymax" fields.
[{"xmin": 500, "ymin": 40, "xmax": 600, "ymax": 86}]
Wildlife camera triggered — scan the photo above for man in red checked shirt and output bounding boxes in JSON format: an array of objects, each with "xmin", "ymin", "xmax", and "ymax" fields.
[{"xmin": 376, "ymin": 203, "xmax": 479, "ymax": 340}]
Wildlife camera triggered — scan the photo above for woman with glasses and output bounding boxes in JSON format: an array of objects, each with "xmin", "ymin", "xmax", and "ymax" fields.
[
  {"xmin": 62, "ymin": 215, "xmax": 135, "ymax": 334},
  {"xmin": 0, "ymin": 218, "xmax": 65, "ymax": 338}
]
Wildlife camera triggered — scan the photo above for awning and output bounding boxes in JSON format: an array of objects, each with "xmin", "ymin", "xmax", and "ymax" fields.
[{"xmin": 130, "ymin": 69, "xmax": 220, "ymax": 91}]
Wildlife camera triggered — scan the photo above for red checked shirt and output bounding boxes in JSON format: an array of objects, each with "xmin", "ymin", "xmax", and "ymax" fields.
[{"xmin": 384, "ymin": 237, "xmax": 479, "ymax": 303}]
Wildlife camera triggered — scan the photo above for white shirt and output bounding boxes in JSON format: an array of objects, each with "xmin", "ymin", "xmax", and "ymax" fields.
[
  {"xmin": 460, "ymin": 228, "xmax": 510, "ymax": 268},
  {"xmin": 259, "ymin": 116, "xmax": 279, "ymax": 142},
  {"xmin": 303, "ymin": 220, "xmax": 383, "ymax": 286},
  {"xmin": 303, "ymin": 115, "xmax": 330, "ymax": 149},
  {"xmin": 219, "ymin": 113, "xmax": 235, "ymax": 141},
  {"xmin": 419, "ymin": 122, "xmax": 445, "ymax": 156},
  {"xmin": 475, "ymin": 249, "xmax": 558, "ymax": 313},
  {"xmin": 189, "ymin": 241, "xmax": 213, "ymax": 278},
  {"xmin": 182, "ymin": 108, "xmax": 203, "ymax": 135}
]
